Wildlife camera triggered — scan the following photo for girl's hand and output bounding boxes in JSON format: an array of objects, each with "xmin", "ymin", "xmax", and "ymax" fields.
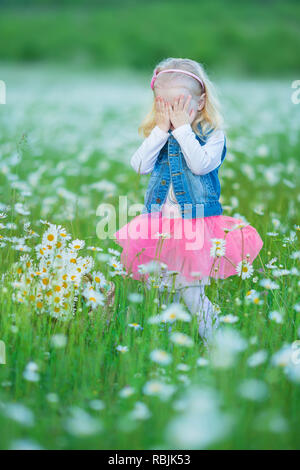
[
  {"xmin": 168, "ymin": 94, "xmax": 196, "ymax": 129},
  {"xmin": 155, "ymin": 96, "xmax": 171, "ymax": 133}
]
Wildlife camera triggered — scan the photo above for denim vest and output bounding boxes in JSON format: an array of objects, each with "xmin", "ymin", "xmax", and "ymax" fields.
[{"xmin": 142, "ymin": 123, "xmax": 226, "ymax": 219}]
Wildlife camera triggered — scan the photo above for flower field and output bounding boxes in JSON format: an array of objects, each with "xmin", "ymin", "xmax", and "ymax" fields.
[{"xmin": 0, "ymin": 65, "xmax": 299, "ymax": 450}]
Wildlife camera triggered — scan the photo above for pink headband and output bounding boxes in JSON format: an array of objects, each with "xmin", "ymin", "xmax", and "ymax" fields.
[{"xmin": 150, "ymin": 68, "xmax": 205, "ymax": 91}]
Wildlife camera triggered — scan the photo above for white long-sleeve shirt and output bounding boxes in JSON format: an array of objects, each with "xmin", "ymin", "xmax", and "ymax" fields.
[{"xmin": 130, "ymin": 123, "xmax": 225, "ymax": 218}]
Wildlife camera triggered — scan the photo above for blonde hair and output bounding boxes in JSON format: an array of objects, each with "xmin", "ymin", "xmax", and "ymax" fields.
[{"xmin": 138, "ymin": 57, "xmax": 224, "ymax": 139}]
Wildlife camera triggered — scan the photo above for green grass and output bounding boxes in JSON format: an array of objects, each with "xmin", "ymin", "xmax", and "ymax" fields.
[
  {"xmin": 0, "ymin": 0, "xmax": 300, "ymax": 76},
  {"xmin": 0, "ymin": 65, "xmax": 299, "ymax": 449}
]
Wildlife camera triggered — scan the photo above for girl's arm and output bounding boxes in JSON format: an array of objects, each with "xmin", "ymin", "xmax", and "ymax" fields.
[
  {"xmin": 130, "ymin": 126, "xmax": 169, "ymax": 174},
  {"xmin": 171, "ymin": 124, "xmax": 225, "ymax": 175}
]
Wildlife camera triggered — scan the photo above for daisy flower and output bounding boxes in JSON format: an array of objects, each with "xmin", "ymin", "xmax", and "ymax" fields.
[
  {"xmin": 210, "ymin": 239, "xmax": 226, "ymax": 258},
  {"xmin": 108, "ymin": 248, "xmax": 121, "ymax": 257},
  {"xmin": 81, "ymin": 256, "xmax": 94, "ymax": 273},
  {"xmin": 119, "ymin": 386, "xmax": 135, "ymax": 398},
  {"xmin": 87, "ymin": 246, "xmax": 103, "ymax": 252},
  {"xmin": 259, "ymin": 278, "xmax": 280, "ymax": 290},
  {"xmin": 70, "ymin": 239, "xmax": 85, "ymax": 251},
  {"xmin": 42, "ymin": 225, "xmax": 59, "ymax": 248},
  {"xmin": 51, "ymin": 334, "xmax": 67, "ymax": 349},
  {"xmin": 82, "ymin": 287, "xmax": 104, "ymax": 309},
  {"xmin": 128, "ymin": 323, "xmax": 143, "ymax": 331},
  {"xmin": 116, "ymin": 345, "xmax": 129, "ymax": 354},
  {"xmin": 14, "ymin": 202, "xmax": 30, "ymax": 216},
  {"xmin": 197, "ymin": 357, "xmax": 209, "ymax": 367},
  {"xmin": 155, "ymin": 232, "xmax": 171, "ymax": 239},
  {"xmin": 128, "ymin": 293, "xmax": 143, "ymax": 303},
  {"xmin": 148, "ymin": 314, "xmax": 162, "ymax": 325},
  {"xmin": 265, "ymin": 257, "xmax": 278, "ymax": 269},
  {"xmin": 138, "ymin": 260, "xmax": 164, "ymax": 274},
  {"xmin": 90, "ymin": 271, "xmax": 106, "ymax": 288},
  {"xmin": 231, "ymin": 221, "xmax": 250, "ymax": 230},
  {"xmin": 220, "ymin": 314, "xmax": 239, "ymax": 324},
  {"xmin": 57, "ymin": 227, "xmax": 71, "ymax": 241},
  {"xmin": 247, "ymin": 350, "xmax": 268, "ymax": 367},
  {"xmin": 143, "ymin": 380, "xmax": 175, "ymax": 400},
  {"xmin": 236, "ymin": 260, "xmax": 254, "ymax": 279},
  {"xmin": 268, "ymin": 311, "xmax": 284, "ymax": 324},
  {"xmin": 108, "ymin": 257, "xmax": 125, "ymax": 276},
  {"xmin": 160, "ymin": 303, "xmax": 191, "ymax": 323},
  {"xmin": 245, "ymin": 289, "xmax": 263, "ymax": 305},
  {"xmin": 128, "ymin": 402, "xmax": 151, "ymax": 420},
  {"xmin": 150, "ymin": 349, "xmax": 172, "ymax": 365},
  {"xmin": 170, "ymin": 332, "xmax": 194, "ymax": 347}
]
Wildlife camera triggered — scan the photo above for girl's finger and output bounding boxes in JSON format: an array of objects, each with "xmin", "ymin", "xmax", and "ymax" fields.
[
  {"xmin": 159, "ymin": 98, "xmax": 164, "ymax": 113},
  {"xmin": 155, "ymin": 96, "xmax": 159, "ymax": 110},
  {"xmin": 177, "ymin": 95, "xmax": 182, "ymax": 109},
  {"xmin": 184, "ymin": 95, "xmax": 192, "ymax": 112},
  {"xmin": 178, "ymin": 94, "xmax": 185, "ymax": 110},
  {"xmin": 173, "ymin": 97, "xmax": 179, "ymax": 112},
  {"xmin": 189, "ymin": 108, "xmax": 196, "ymax": 122}
]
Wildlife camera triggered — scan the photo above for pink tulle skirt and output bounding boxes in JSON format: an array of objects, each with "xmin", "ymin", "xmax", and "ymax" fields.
[{"xmin": 113, "ymin": 211, "xmax": 264, "ymax": 282}]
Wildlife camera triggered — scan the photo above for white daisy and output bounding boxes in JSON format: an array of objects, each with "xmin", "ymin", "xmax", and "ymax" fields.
[
  {"xmin": 109, "ymin": 256, "xmax": 124, "ymax": 271},
  {"xmin": 92, "ymin": 271, "xmax": 107, "ymax": 287},
  {"xmin": 51, "ymin": 334, "xmax": 67, "ymax": 349},
  {"xmin": 108, "ymin": 248, "xmax": 121, "ymax": 257},
  {"xmin": 150, "ymin": 349, "xmax": 172, "ymax": 365},
  {"xmin": 128, "ymin": 293, "xmax": 143, "ymax": 303},
  {"xmin": 236, "ymin": 260, "xmax": 254, "ymax": 279},
  {"xmin": 247, "ymin": 350, "xmax": 268, "ymax": 367},
  {"xmin": 155, "ymin": 232, "xmax": 171, "ymax": 239},
  {"xmin": 119, "ymin": 386, "xmax": 135, "ymax": 398},
  {"xmin": 128, "ymin": 402, "xmax": 151, "ymax": 420},
  {"xmin": 42, "ymin": 225, "xmax": 59, "ymax": 248},
  {"xmin": 143, "ymin": 380, "xmax": 176, "ymax": 400},
  {"xmin": 220, "ymin": 314, "xmax": 239, "ymax": 324},
  {"xmin": 128, "ymin": 323, "xmax": 143, "ymax": 331},
  {"xmin": 210, "ymin": 238, "xmax": 226, "ymax": 258},
  {"xmin": 138, "ymin": 260, "xmax": 165, "ymax": 274},
  {"xmin": 170, "ymin": 332, "xmax": 194, "ymax": 347},
  {"xmin": 116, "ymin": 345, "xmax": 129, "ymax": 354},
  {"xmin": 70, "ymin": 239, "xmax": 85, "ymax": 251},
  {"xmin": 82, "ymin": 287, "xmax": 105, "ymax": 308},
  {"xmin": 160, "ymin": 303, "xmax": 191, "ymax": 323},
  {"xmin": 197, "ymin": 357, "xmax": 209, "ymax": 367},
  {"xmin": 269, "ymin": 311, "xmax": 284, "ymax": 324},
  {"xmin": 259, "ymin": 278, "xmax": 280, "ymax": 290},
  {"xmin": 245, "ymin": 289, "xmax": 262, "ymax": 305}
]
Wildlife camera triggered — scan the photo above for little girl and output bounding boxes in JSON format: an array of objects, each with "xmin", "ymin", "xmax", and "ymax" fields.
[{"xmin": 113, "ymin": 57, "xmax": 263, "ymax": 344}]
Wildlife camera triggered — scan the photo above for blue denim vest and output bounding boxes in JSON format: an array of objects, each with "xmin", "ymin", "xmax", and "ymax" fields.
[{"xmin": 142, "ymin": 123, "xmax": 226, "ymax": 219}]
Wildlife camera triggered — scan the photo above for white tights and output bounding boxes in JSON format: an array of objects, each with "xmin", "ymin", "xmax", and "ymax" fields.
[
  {"xmin": 180, "ymin": 282, "xmax": 220, "ymax": 343},
  {"xmin": 147, "ymin": 272, "xmax": 220, "ymax": 344}
]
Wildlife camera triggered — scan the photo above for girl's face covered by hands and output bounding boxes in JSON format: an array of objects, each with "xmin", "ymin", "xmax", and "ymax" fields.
[{"xmin": 154, "ymin": 84, "xmax": 204, "ymax": 130}]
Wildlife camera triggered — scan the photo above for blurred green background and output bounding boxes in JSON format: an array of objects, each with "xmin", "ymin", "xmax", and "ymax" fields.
[
  {"xmin": 1, "ymin": 0, "xmax": 300, "ymax": 452},
  {"xmin": 0, "ymin": 0, "xmax": 299, "ymax": 77}
]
